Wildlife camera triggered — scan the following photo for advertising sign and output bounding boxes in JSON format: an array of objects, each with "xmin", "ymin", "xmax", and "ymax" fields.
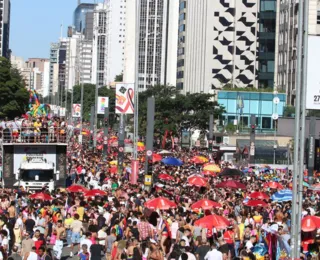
[
  {"xmin": 115, "ymin": 83, "xmax": 134, "ymax": 114},
  {"xmin": 59, "ymin": 107, "xmax": 66, "ymax": 117},
  {"xmin": 181, "ymin": 131, "xmax": 190, "ymax": 148},
  {"xmin": 13, "ymin": 146, "xmax": 57, "ymax": 174},
  {"xmin": 72, "ymin": 104, "xmax": 81, "ymax": 118},
  {"xmin": 306, "ymin": 35, "xmax": 320, "ymax": 109},
  {"xmin": 97, "ymin": 97, "xmax": 109, "ymax": 115}
]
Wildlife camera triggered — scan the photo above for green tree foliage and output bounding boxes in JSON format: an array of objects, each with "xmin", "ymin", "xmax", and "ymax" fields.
[
  {"xmin": 72, "ymin": 84, "xmax": 115, "ymax": 121},
  {"xmin": 114, "ymin": 74, "xmax": 123, "ymax": 82},
  {"xmin": 283, "ymin": 106, "xmax": 295, "ymax": 117},
  {"xmin": 0, "ymin": 57, "xmax": 29, "ymax": 119},
  {"xmin": 137, "ymin": 85, "xmax": 224, "ymax": 136}
]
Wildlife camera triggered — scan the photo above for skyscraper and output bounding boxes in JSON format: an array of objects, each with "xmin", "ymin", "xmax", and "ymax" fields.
[
  {"xmin": 177, "ymin": 0, "xmax": 277, "ymax": 93},
  {"xmin": 274, "ymin": 0, "xmax": 320, "ymax": 105},
  {"xmin": 0, "ymin": 0, "xmax": 10, "ymax": 59},
  {"xmin": 73, "ymin": 3, "xmax": 96, "ymax": 34},
  {"xmin": 123, "ymin": 0, "xmax": 178, "ymax": 91}
]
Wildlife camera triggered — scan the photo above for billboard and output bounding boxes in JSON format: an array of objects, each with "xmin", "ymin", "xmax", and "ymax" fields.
[
  {"xmin": 13, "ymin": 146, "xmax": 57, "ymax": 174},
  {"xmin": 306, "ymin": 35, "xmax": 320, "ymax": 109},
  {"xmin": 72, "ymin": 104, "xmax": 81, "ymax": 118},
  {"xmin": 97, "ymin": 97, "xmax": 109, "ymax": 115},
  {"xmin": 115, "ymin": 83, "xmax": 134, "ymax": 114}
]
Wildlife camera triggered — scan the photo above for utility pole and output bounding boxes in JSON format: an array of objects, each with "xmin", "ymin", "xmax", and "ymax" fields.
[
  {"xmin": 117, "ymin": 114, "xmax": 125, "ymax": 175},
  {"xmin": 144, "ymin": 97, "xmax": 155, "ymax": 186},
  {"xmin": 208, "ymin": 114, "xmax": 214, "ymax": 152},
  {"xmin": 308, "ymin": 117, "xmax": 316, "ymax": 184},
  {"xmin": 291, "ymin": 0, "xmax": 309, "ymax": 256},
  {"xmin": 249, "ymin": 115, "xmax": 256, "ymax": 164},
  {"xmin": 103, "ymin": 107, "xmax": 109, "ymax": 159}
]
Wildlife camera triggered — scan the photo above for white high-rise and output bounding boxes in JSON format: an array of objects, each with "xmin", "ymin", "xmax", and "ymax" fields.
[
  {"xmin": 123, "ymin": 0, "xmax": 179, "ymax": 91},
  {"xmin": 91, "ymin": 1, "xmax": 126, "ymax": 86}
]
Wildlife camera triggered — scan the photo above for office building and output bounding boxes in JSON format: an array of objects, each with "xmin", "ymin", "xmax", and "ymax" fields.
[
  {"xmin": 123, "ymin": 0, "xmax": 179, "ymax": 91},
  {"xmin": 92, "ymin": 1, "xmax": 126, "ymax": 86},
  {"xmin": 274, "ymin": 0, "xmax": 320, "ymax": 105},
  {"xmin": 73, "ymin": 3, "xmax": 96, "ymax": 34},
  {"xmin": 177, "ymin": 0, "xmax": 277, "ymax": 93},
  {"xmin": 0, "ymin": 0, "xmax": 10, "ymax": 59}
]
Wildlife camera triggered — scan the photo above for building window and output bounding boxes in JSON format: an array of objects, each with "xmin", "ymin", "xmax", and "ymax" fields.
[
  {"xmin": 317, "ymin": 11, "xmax": 320, "ymax": 24},
  {"xmin": 262, "ymin": 117, "xmax": 271, "ymax": 129},
  {"xmin": 179, "ymin": 24, "xmax": 185, "ymax": 32},
  {"xmin": 177, "ymin": 59, "xmax": 184, "ymax": 67},
  {"xmin": 179, "ymin": 13, "xmax": 185, "ymax": 21},
  {"xmin": 179, "ymin": 1, "xmax": 186, "ymax": 11},
  {"xmin": 177, "ymin": 71, "xmax": 184, "ymax": 79}
]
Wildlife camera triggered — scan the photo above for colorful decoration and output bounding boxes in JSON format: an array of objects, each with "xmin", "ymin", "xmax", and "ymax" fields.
[{"xmin": 26, "ymin": 90, "xmax": 51, "ymax": 117}]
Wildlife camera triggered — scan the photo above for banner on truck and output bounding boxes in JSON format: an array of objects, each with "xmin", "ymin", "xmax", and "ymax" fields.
[{"xmin": 13, "ymin": 146, "xmax": 57, "ymax": 173}]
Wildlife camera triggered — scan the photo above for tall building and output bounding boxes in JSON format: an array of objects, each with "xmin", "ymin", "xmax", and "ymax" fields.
[
  {"xmin": 11, "ymin": 55, "xmax": 50, "ymax": 96},
  {"xmin": 123, "ymin": 0, "xmax": 178, "ymax": 91},
  {"xmin": 92, "ymin": 1, "xmax": 127, "ymax": 86},
  {"xmin": 0, "ymin": 0, "xmax": 10, "ymax": 59},
  {"xmin": 177, "ymin": 0, "xmax": 277, "ymax": 94},
  {"xmin": 274, "ymin": 0, "xmax": 320, "ymax": 105},
  {"xmin": 73, "ymin": 3, "xmax": 96, "ymax": 34}
]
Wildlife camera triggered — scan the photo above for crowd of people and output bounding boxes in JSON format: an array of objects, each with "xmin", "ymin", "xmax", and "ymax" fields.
[{"xmin": 0, "ymin": 126, "xmax": 319, "ymax": 260}]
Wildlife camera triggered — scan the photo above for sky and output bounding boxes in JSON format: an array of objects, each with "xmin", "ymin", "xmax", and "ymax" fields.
[{"xmin": 10, "ymin": 0, "xmax": 96, "ymax": 60}]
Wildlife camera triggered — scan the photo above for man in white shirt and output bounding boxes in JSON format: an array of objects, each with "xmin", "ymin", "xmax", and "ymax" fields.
[
  {"xmin": 245, "ymin": 236, "xmax": 257, "ymax": 252},
  {"xmin": 80, "ymin": 232, "xmax": 93, "ymax": 253},
  {"xmin": 204, "ymin": 244, "xmax": 223, "ymax": 260}
]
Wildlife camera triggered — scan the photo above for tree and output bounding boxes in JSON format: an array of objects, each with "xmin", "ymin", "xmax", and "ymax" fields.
[
  {"xmin": 72, "ymin": 84, "xmax": 115, "ymax": 121},
  {"xmin": 283, "ymin": 106, "xmax": 295, "ymax": 117},
  {"xmin": 114, "ymin": 74, "xmax": 123, "ymax": 82},
  {"xmin": 0, "ymin": 57, "xmax": 29, "ymax": 119},
  {"xmin": 137, "ymin": 85, "xmax": 224, "ymax": 136}
]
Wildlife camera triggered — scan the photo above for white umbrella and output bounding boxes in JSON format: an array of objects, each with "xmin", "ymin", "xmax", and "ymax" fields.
[{"xmin": 158, "ymin": 149, "xmax": 172, "ymax": 155}]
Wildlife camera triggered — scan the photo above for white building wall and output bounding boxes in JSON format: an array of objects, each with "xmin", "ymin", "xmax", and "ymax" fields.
[
  {"xmin": 123, "ymin": 0, "xmax": 136, "ymax": 84},
  {"xmin": 106, "ymin": 0, "xmax": 126, "ymax": 85},
  {"xmin": 43, "ymin": 61, "xmax": 50, "ymax": 97},
  {"xmin": 66, "ymin": 36, "xmax": 80, "ymax": 90},
  {"xmin": 165, "ymin": 0, "xmax": 179, "ymax": 87}
]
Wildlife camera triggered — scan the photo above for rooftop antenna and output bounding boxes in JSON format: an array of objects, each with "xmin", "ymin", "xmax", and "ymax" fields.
[{"xmin": 60, "ymin": 21, "xmax": 63, "ymax": 40}]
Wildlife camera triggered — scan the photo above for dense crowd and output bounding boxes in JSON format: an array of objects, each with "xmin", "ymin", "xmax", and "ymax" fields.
[{"xmin": 0, "ymin": 124, "xmax": 319, "ymax": 260}]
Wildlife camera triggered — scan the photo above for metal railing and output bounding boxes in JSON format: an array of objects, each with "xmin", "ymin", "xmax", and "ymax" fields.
[{"xmin": 0, "ymin": 127, "xmax": 69, "ymax": 144}]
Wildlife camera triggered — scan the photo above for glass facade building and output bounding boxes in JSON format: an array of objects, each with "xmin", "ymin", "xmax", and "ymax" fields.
[
  {"xmin": 217, "ymin": 91, "xmax": 286, "ymax": 131},
  {"xmin": 73, "ymin": 3, "xmax": 96, "ymax": 34},
  {"xmin": 258, "ymin": 0, "xmax": 276, "ymax": 88}
]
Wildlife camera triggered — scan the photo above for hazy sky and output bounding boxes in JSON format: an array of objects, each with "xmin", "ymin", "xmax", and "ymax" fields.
[{"xmin": 10, "ymin": 0, "xmax": 97, "ymax": 60}]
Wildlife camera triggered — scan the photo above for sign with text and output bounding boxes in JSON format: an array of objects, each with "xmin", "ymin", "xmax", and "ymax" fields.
[{"xmin": 115, "ymin": 83, "xmax": 134, "ymax": 114}]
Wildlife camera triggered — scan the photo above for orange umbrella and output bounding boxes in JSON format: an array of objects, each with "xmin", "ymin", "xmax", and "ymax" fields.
[
  {"xmin": 194, "ymin": 214, "xmax": 230, "ymax": 229},
  {"xmin": 188, "ymin": 176, "xmax": 208, "ymax": 187},
  {"xmin": 263, "ymin": 182, "xmax": 284, "ymax": 189},
  {"xmin": 202, "ymin": 171, "xmax": 216, "ymax": 177},
  {"xmin": 191, "ymin": 156, "xmax": 208, "ymax": 164},
  {"xmin": 203, "ymin": 164, "xmax": 221, "ymax": 173},
  {"xmin": 144, "ymin": 197, "xmax": 177, "ymax": 210},
  {"xmin": 191, "ymin": 199, "xmax": 221, "ymax": 210}
]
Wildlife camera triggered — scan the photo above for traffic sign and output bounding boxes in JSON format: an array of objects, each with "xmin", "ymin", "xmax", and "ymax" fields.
[
  {"xmin": 146, "ymin": 150, "xmax": 153, "ymax": 157},
  {"xmin": 119, "ymin": 147, "xmax": 124, "ymax": 152},
  {"xmin": 273, "ymin": 97, "xmax": 280, "ymax": 104},
  {"xmin": 144, "ymin": 175, "xmax": 152, "ymax": 185},
  {"xmin": 272, "ymin": 113, "xmax": 279, "ymax": 120}
]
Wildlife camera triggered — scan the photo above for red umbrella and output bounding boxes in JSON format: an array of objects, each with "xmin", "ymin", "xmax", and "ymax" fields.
[
  {"xmin": 67, "ymin": 185, "xmax": 88, "ymax": 193},
  {"xmin": 194, "ymin": 214, "xmax": 230, "ymax": 229},
  {"xmin": 158, "ymin": 173, "xmax": 174, "ymax": 181},
  {"xmin": 188, "ymin": 176, "xmax": 208, "ymax": 187},
  {"xmin": 144, "ymin": 197, "xmax": 177, "ymax": 210},
  {"xmin": 216, "ymin": 180, "xmax": 246, "ymax": 190},
  {"xmin": 29, "ymin": 192, "xmax": 53, "ymax": 201},
  {"xmin": 84, "ymin": 189, "xmax": 107, "ymax": 197},
  {"xmin": 263, "ymin": 182, "xmax": 284, "ymax": 189},
  {"xmin": 245, "ymin": 199, "xmax": 268, "ymax": 207},
  {"xmin": 153, "ymin": 154, "xmax": 162, "ymax": 163},
  {"xmin": 248, "ymin": 192, "xmax": 270, "ymax": 200},
  {"xmin": 191, "ymin": 199, "xmax": 221, "ymax": 210},
  {"xmin": 202, "ymin": 171, "xmax": 216, "ymax": 177},
  {"xmin": 109, "ymin": 166, "xmax": 118, "ymax": 173},
  {"xmin": 301, "ymin": 216, "xmax": 320, "ymax": 232}
]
